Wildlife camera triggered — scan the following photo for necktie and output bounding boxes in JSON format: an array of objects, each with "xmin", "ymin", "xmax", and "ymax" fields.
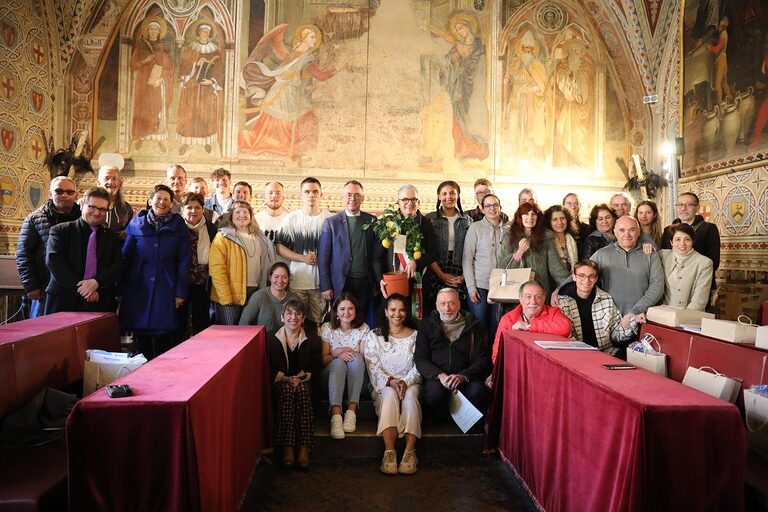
[{"xmin": 83, "ymin": 226, "xmax": 98, "ymax": 279}]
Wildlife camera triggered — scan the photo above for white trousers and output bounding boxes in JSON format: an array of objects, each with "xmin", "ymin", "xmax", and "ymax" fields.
[{"xmin": 372, "ymin": 383, "xmax": 422, "ymax": 438}]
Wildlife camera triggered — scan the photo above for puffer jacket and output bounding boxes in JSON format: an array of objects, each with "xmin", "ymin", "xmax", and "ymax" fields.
[
  {"xmin": 209, "ymin": 227, "xmax": 275, "ymax": 305},
  {"xmin": 16, "ymin": 200, "xmax": 81, "ymax": 293}
]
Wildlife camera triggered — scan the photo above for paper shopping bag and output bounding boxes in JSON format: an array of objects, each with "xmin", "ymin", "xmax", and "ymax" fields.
[
  {"xmin": 627, "ymin": 334, "xmax": 667, "ymax": 376},
  {"xmin": 701, "ymin": 315, "xmax": 758, "ymax": 344},
  {"xmin": 682, "ymin": 366, "xmax": 742, "ymax": 403},
  {"xmin": 646, "ymin": 305, "xmax": 714, "ymax": 327},
  {"xmin": 756, "ymin": 326, "xmax": 768, "ymax": 350},
  {"xmin": 488, "ymin": 268, "xmax": 534, "ymax": 303},
  {"xmin": 83, "ymin": 359, "xmax": 144, "ymax": 396}
]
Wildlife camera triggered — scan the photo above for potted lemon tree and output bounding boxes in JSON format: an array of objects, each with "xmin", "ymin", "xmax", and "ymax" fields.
[{"xmin": 364, "ymin": 204, "xmax": 424, "ymax": 297}]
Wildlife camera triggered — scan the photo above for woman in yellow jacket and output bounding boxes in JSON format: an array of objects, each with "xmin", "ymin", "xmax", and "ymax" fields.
[{"xmin": 209, "ymin": 201, "xmax": 275, "ymax": 324}]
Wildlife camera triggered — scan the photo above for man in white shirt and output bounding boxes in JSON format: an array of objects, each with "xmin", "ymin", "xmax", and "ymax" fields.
[
  {"xmin": 276, "ymin": 177, "xmax": 332, "ymax": 326},
  {"xmin": 255, "ymin": 181, "xmax": 289, "ymax": 263}
]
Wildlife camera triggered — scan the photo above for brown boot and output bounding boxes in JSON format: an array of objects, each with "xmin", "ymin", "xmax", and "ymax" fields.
[
  {"xmin": 297, "ymin": 446, "xmax": 310, "ymax": 469},
  {"xmin": 282, "ymin": 446, "xmax": 295, "ymax": 467}
]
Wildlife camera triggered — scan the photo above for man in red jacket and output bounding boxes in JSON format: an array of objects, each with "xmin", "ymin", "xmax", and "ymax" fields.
[{"xmin": 493, "ymin": 280, "xmax": 571, "ymax": 363}]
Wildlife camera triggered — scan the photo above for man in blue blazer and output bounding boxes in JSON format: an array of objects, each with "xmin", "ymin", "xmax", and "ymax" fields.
[{"xmin": 318, "ymin": 180, "xmax": 381, "ymax": 317}]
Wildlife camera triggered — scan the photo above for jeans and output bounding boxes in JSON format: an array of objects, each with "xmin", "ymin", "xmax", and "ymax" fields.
[
  {"xmin": 322, "ymin": 354, "xmax": 366, "ymax": 407},
  {"xmin": 467, "ymin": 288, "xmax": 500, "ymax": 341}
]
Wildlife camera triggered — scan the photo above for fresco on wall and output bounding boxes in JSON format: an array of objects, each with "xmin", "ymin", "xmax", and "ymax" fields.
[
  {"xmin": 499, "ymin": 2, "xmax": 631, "ymax": 179},
  {"xmin": 682, "ymin": 0, "xmax": 768, "ymax": 169}
]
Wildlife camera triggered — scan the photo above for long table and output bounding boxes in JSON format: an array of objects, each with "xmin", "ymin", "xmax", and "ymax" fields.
[
  {"xmin": 67, "ymin": 325, "xmax": 271, "ymax": 512},
  {"xmin": 487, "ymin": 331, "xmax": 747, "ymax": 512}
]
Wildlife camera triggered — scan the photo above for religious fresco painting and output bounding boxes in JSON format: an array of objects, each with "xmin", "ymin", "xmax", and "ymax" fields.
[
  {"xmin": 91, "ymin": 0, "xmax": 493, "ymax": 175},
  {"xmin": 682, "ymin": 0, "xmax": 768, "ymax": 169},
  {"xmin": 498, "ymin": 1, "xmax": 633, "ymax": 181}
]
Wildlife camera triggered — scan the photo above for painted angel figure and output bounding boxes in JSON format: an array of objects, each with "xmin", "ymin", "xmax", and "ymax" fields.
[
  {"xmin": 429, "ymin": 12, "xmax": 489, "ymax": 161},
  {"xmin": 238, "ymin": 24, "xmax": 343, "ymax": 161}
]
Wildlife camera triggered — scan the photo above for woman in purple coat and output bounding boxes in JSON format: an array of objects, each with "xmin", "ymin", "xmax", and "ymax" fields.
[{"xmin": 120, "ymin": 184, "xmax": 191, "ymax": 359}]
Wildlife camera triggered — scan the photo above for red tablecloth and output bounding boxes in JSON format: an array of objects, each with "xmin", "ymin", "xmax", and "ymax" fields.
[
  {"xmin": 487, "ymin": 331, "xmax": 747, "ymax": 512},
  {"xmin": 67, "ymin": 326, "xmax": 271, "ymax": 512}
]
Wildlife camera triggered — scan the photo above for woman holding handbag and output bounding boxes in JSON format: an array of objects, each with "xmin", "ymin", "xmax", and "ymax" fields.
[
  {"xmin": 501, "ymin": 202, "xmax": 570, "ymax": 299},
  {"xmin": 462, "ymin": 193, "xmax": 506, "ymax": 340}
]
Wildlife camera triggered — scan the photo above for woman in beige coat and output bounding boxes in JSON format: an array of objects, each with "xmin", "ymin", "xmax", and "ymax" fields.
[{"xmin": 659, "ymin": 223, "xmax": 713, "ymax": 311}]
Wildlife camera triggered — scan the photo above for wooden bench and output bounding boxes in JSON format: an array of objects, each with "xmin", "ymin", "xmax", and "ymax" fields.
[{"xmin": 0, "ymin": 312, "xmax": 120, "ymax": 512}]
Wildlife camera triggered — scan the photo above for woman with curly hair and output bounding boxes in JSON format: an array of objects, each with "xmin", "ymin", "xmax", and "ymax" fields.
[
  {"xmin": 543, "ymin": 205, "xmax": 579, "ymax": 273},
  {"xmin": 581, "ymin": 203, "xmax": 618, "ymax": 259}
]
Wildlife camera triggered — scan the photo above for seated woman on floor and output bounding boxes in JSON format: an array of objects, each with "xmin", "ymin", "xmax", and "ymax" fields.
[
  {"xmin": 267, "ymin": 298, "xmax": 323, "ymax": 469},
  {"xmin": 320, "ymin": 293, "xmax": 370, "ymax": 440},
  {"xmin": 364, "ymin": 294, "xmax": 422, "ymax": 475},
  {"xmin": 240, "ymin": 262, "xmax": 297, "ymax": 333},
  {"xmin": 557, "ymin": 260, "xmax": 645, "ymax": 355}
]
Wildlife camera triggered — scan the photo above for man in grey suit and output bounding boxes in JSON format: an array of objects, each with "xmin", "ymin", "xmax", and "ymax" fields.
[{"xmin": 318, "ymin": 180, "xmax": 381, "ymax": 317}]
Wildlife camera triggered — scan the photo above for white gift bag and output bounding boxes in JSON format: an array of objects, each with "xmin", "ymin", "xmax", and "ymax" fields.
[
  {"xmin": 756, "ymin": 326, "xmax": 768, "ymax": 350},
  {"xmin": 701, "ymin": 315, "xmax": 758, "ymax": 344},
  {"xmin": 82, "ymin": 351, "xmax": 147, "ymax": 396},
  {"xmin": 646, "ymin": 305, "xmax": 714, "ymax": 327},
  {"xmin": 682, "ymin": 366, "xmax": 742, "ymax": 403},
  {"xmin": 627, "ymin": 333, "xmax": 668, "ymax": 376}
]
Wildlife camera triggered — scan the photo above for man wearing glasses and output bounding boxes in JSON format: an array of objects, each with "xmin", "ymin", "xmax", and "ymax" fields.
[
  {"xmin": 557, "ymin": 260, "xmax": 644, "ymax": 355},
  {"xmin": 318, "ymin": 180, "xmax": 380, "ymax": 316},
  {"xmin": 44, "ymin": 187, "xmax": 123, "ymax": 314},
  {"xmin": 467, "ymin": 178, "xmax": 508, "ymax": 223},
  {"xmin": 660, "ymin": 192, "xmax": 720, "ymax": 299},
  {"xmin": 16, "ymin": 177, "xmax": 81, "ymax": 317}
]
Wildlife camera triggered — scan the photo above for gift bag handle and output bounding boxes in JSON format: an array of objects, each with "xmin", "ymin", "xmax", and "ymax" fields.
[
  {"xmin": 640, "ymin": 333, "xmax": 662, "ymax": 353},
  {"xmin": 737, "ymin": 314, "xmax": 755, "ymax": 326},
  {"xmin": 745, "ymin": 392, "xmax": 768, "ymax": 433},
  {"xmin": 697, "ymin": 365, "xmax": 724, "ymax": 377}
]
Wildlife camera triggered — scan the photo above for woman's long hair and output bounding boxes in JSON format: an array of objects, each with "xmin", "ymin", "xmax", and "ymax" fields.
[
  {"xmin": 635, "ymin": 200, "xmax": 662, "ymax": 247},
  {"xmin": 543, "ymin": 205, "xmax": 575, "ymax": 238},
  {"xmin": 507, "ymin": 201, "xmax": 545, "ymax": 251}
]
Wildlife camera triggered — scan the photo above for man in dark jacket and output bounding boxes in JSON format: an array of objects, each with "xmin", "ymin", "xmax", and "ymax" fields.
[
  {"xmin": 415, "ymin": 288, "xmax": 492, "ymax": 418},
  {"xmin": 45, "ymin": 187, "xmax": 123, "ymax": 314},
  {"xmin": 661, "ymin": 191, "xmax": 720, "ymax": 296},
  {"xmin": 16, "ymin": 177, "xmax": 81, "ymax": 317}
]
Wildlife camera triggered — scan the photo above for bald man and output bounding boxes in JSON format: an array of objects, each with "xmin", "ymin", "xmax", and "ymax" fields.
[
  {"xmin": 17, "ymin": 177, "xmax": 82, "ymax": 317},
  {"xmin": 589, "ymin": 216, "xmax": 664, "ymax": 322}
]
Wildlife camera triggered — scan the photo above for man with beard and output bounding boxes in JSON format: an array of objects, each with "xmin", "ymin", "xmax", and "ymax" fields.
[
  {"xmin": 415, "ymin": 288, "xmax": 491, "ymax": 418},
  {"xmin": 92, "ymin": 164, "xmax": 132, "ymax": 238}
]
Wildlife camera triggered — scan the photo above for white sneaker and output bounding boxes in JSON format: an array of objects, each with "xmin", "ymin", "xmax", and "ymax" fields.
[
  {"xmin": 398, "ymin": 449, "xmax": 418, "ymax": 475},
  {"xmin": 380, "ymin": 449, "xmax": 398, "ymax": 475},
  {"xmin": 330, "ymin": 414, "xmax": 345, "ymax": 439},
  {"xmin": 342, "ymin": 409, "xmax": 357, "ymax": 433}
]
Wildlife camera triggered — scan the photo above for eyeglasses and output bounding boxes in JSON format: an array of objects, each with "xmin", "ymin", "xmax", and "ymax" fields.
[
  {"xmin": 564, "ymin": 201, "xmax": 580, "ymax": 207},
  {"xmin": 675, "ymin": 203, "xmax": 697, "ymax": 208},
  {"xmin": 574, "ymin": 273, "xmax": 599, "ymax": 281},
  {"xmin": 344, "ymin": 193, "xmax": 362, "ymax": 200},
  {"xmin": 482, "ymin": 203, "xmax": 500, "ymax": 209},
  {"xmin": 87, "ymin": 203, "xmax": 109, "ymax": 214},
  {"xmin": 399, "ymin": 198, "xmax": 419, "ymax": 204},
  {"xmin": 54, "ymin": 189, "xmax": 77, "ymax": 196}
]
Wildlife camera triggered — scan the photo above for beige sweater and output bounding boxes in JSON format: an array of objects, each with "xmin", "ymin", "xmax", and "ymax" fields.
[{"xmin": 659, "ymin": 249, "xmax": 713, "ymax": 311}]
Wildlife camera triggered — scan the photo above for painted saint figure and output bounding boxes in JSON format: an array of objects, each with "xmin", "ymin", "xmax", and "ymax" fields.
[
  {"xmin": 130, "ymin": 18, "xmax": 173, "ymax": 153},
  {"xmin": 431, "ymin": 13, "xmax": 489, "ymax": 161},
  {"xmin": 176, "ymin": 22, "xmax": 224, "ymax": 155},
  {"xmin": 238, "ymin": 24, "xmax": 341, "ymax": 161},
  {"xmin": 550, "ymin": 31, "xmax": 593, "ymax": 169},
  {"xmin": 504, "ymin": 30, "xmax": 547, "ymax": 159}
]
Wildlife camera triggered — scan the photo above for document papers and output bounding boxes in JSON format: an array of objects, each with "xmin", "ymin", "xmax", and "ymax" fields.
[
  {"xmin": 534, "ymin": 340, "xmax": 598, "ymax": 350},
  {"xmin": 449, "ymin": 389, "xmax": 483, "ymax": 433}
]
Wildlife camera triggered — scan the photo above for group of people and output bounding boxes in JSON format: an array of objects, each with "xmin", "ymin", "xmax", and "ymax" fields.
[{"xmin": 16, "ymin": 166, "xmax": 721, "ymax": 473}]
